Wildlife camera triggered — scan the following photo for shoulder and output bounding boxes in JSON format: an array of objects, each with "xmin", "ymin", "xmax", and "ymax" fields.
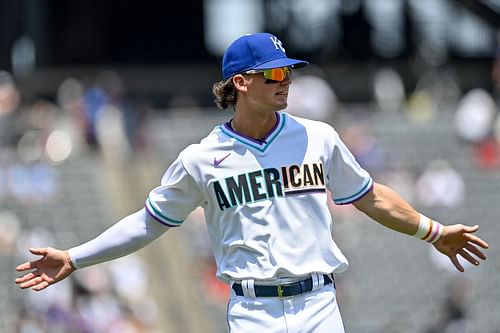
[
  {"xmin": 178, "ymin": 125, "xmax": 231, "ymax": 165},
  {"xmin": 282, "ymin": 112, "xmax": 339, "ymax": 138}
]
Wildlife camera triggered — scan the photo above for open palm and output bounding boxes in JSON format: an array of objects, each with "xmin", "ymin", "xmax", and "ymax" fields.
[
  {"xmin": 433, "ymin": 224, "xmax": 489, "ymax": 272},
  {"xmin": 15, "ymin": 247, "xmax": 75, "ymax": 291}
]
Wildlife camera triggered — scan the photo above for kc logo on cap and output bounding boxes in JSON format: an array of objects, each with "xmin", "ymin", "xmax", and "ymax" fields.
[
  {"xmin": 222, "ymin": 33, "xmax": 309, "ymax": 80},
  {"xmin": 269, "ymin": 36, "xmax": 286, "ymax": 53}
]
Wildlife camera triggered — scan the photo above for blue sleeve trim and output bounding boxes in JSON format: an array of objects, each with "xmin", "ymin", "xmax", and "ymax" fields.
[{"xmin": 333, "ymin": 178, "xmax": 373, "ymax": 205}]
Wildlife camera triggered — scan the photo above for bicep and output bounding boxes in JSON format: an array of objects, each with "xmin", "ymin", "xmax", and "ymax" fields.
[{"xmin": 352, "ymin": 183, "xmax": 377, "ymax": 213}]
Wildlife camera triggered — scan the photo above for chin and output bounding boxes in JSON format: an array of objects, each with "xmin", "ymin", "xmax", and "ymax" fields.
[{"xmin": 276, "ymin": 102, "xmax": 288, "ymax": 111}]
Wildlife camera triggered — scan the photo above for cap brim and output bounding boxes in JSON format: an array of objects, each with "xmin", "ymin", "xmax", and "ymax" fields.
[{"xmin": 252, "ymin": 57, "xmax": 309, "ymax": 70}]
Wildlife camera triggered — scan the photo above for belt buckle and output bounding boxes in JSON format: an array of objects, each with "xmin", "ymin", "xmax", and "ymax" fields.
[{"xmin": 277, "ymin": 284, "xmax": 284, "ymax": 299}]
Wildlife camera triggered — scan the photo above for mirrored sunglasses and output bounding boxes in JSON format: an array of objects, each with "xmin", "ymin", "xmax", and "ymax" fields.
[{"xmin": 245, "ymin": 67, "xmax": 292, "ymax": 82}]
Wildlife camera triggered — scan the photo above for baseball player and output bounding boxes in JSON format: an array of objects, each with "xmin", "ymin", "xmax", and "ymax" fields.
[{"xmin": 16, "ymin": 33, "xmax": 489, "ymax": 333}]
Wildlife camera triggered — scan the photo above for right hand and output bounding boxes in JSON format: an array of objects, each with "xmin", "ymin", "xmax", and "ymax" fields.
[{"xmin": 15, "ymin": 247, "xmax": 75, "ymax": 291}]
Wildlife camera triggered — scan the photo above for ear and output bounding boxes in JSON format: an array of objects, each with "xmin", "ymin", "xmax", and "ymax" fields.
[{"xmin": 232, "ymin": 74, "xmax": 249, "ymax": 92}]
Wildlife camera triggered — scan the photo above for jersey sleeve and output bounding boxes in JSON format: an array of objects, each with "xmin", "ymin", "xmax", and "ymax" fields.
[
  {"xmin": 326, "ymin": 131, "xmax": 373, "ymax": 205},
  {"xmin": 145, "ymin": 155, "xmax": 204, "ymax": 227}
]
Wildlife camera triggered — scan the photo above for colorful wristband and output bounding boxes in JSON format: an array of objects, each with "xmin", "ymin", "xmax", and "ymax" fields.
[{"xmin": 414, "ymin": 214, "xmax": 444, "ymax": 244}]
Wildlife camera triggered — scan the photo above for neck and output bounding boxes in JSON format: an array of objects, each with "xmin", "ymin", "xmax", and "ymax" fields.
[{"xmin": 232, "ymin": 110, "xmax": 278, "ymax": 140}]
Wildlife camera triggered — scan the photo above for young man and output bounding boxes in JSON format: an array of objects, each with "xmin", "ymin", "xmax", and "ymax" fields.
[{"xmin": 16, "ymin": 33, "xmax": 489, "ymax": 333}]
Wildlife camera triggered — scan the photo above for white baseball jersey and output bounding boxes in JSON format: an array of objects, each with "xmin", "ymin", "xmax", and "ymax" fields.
[{"xmin": 145, "ymin": 112, "xmax": 372, "ymax": 283}]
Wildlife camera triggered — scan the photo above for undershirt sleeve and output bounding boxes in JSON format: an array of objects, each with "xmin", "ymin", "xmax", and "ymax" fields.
[{"xmin": 67, "ymin": 208, "xmax": 169, "ymax": 269}]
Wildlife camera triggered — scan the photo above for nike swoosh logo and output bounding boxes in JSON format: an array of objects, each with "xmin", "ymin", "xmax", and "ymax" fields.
[{"xmin": 213, "ymin": 153, "xmax": 231, "ymax": 167}]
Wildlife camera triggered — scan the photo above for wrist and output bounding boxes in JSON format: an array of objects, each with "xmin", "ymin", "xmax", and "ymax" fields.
[
  {"xmin": 414, "ymin": 214, "xmax": 444, "ymax": 244},
  {"xmin": 66, "ymin": 250, "xmax": 78, "ymax": 271}
]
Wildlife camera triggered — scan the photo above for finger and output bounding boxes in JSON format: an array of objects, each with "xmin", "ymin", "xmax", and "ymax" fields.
[
  {"xmin": 16, "ymin": 248, "xmax": 49, "ymax": 271},
  {"xmin": 450, "ymin": 256, "xmax": 464, "ymax": 272},
  {"xmin": 458, "ymin": 249, "xmax": 480, "ymax": 266},
  {"xmin": 15, "ymin": 272, "xmax": 37, "ymax": 284},
  {"xmin": 15, "ymin": 261, "xmax": 37, "ymax": 272},
  {"xmin": 465, "ymin": 234, "xmax": 489, "ymax": 249},
  {"xmin": 18, "ymin": 276, "xmax": 44, "ymax": 289},
  {"xmin": 32, "ymin": 281, "xmax": 50, "ymax": 292},
  {"xmin": 465, "ymin": 243, "xmax": 487, "ymax": 260}
]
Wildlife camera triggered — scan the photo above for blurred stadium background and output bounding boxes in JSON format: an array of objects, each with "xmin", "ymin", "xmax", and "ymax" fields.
[{"xmin": 1, "ymin": 0, "xmax": 500, "ymax": 332}]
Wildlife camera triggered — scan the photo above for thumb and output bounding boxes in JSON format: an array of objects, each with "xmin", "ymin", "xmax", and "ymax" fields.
[
  {"xmin": 464, "ymin": 225, "xmax": 479, "ymax": 233},
  {"xmin": 29, "ymin": 247, "xmax": 49, "ymax": 256}
]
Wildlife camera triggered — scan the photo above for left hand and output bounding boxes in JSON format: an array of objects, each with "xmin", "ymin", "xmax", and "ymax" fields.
[{"xmin": 433, "ymin": 224, "xmax": 489, "ymax": 272}]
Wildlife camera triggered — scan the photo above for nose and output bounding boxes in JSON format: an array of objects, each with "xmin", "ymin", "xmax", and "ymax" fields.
[{"xmin": 280, "ymin": 71, "xmax": 292, "ymax": 85}]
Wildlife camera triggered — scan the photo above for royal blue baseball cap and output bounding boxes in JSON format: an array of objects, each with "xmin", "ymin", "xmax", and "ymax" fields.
[{"xmin": 222, "ymin": 33, "xmax": 309, "ymax": 80}]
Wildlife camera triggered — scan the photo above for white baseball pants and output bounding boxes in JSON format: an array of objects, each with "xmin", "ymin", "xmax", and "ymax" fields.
[{"xmin": 227, "ymin": 283, "xmax": 345, "ymax": 333}]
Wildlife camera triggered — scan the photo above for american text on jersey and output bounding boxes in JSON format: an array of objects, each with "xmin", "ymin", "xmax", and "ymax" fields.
[{"xmin": 213, "ymin": 162, "xmax": 326, "ymax": 210}]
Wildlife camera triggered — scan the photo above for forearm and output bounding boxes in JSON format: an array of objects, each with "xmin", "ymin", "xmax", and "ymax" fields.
[
  {"xmin": 68, "ymin": 208, "xmax": 169, "ymax": 269},
  {"xmin": 353, "ymin": 182, "xmax": 420, "ymax": 235}
]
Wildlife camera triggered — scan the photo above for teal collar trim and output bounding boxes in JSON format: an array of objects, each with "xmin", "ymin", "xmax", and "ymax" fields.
[{"xmin": 220, "ymin": 112, "xmax": 286, "ymax": 153}]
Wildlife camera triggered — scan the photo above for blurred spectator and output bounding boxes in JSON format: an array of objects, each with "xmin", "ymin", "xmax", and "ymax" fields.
[
  {"xmin": 0, "ymin": 210, "xmax": 20, "ymax": 255},
  {"xmin": 425, "ymin": 278, "xmax": 474, "ymax": 333},
  {"xmin": 0, "ymin": 71, "xmax": 22, "ymax": 149},
  {"xmin": 182, "ymin": 207, "xmax": 230, "ymax": 307},
  {"xmin": 406, "ymin": 69, "xmax": 461, "ymax": 123},
  {"xmin": 56, "ymin": 77, "xmax": 88, "ymax": 154},
  {"xmin": 372, "ymin": 67, "xmax": 405, "ymax": 113},
  {"xmin": 416, "ymin": 159, "xmax": 465, "ymax": 207},
  {"xmin": 471, "ymin": 112, "xmax": 500, "ymax": 169},
  {"xmin": 14, "ymin": 258, "xmax": 160, "ymax": 333},
  {"xmin": 491, "ymin": 32, "xmax": 500, "ymax": 101},
  {"xmin": 108, "ymin": 255, "xmax": 150, "ymax": 303},
  {"xmin": 95, "ymin": 103, "xmax": 131, "ymax": 162},
  {"xmin": 82, "ymin": 77, "xmax": 107, "ymax": 148},
  {"xmin": 405, "ymin": 89, "xmax": 435, "ymax": 123},
  {"xmin": 454, "ymin": 88, "xmax": 496, "ymax": 143},
  {"xmin": 16, "ymin": 227, "xmax": 55, "ymax": 260},
  {"xmin": 82, "ymin": 70, "xmax": 151, "ymax": 161},
  {"xmin": 472, "ymin": 137, "xmax": 500, "ymax": 170},
  {"xmin": 494, "ymin": 113, "xmax": 500, "ymax": 144},
  {"xmin": 341, "ymin": 120, "xmax": 389, "ymax": 178},
  {"xmin": 285, "ymin": 71, "xmax": 337, "ymax": 121},
  {"xmin": 4, "ymin": 154, "xmax": 58, "ymax": 205},
  {"xmin": 381, "ymin": 167, "xmax": 417, "ymax": 206}
]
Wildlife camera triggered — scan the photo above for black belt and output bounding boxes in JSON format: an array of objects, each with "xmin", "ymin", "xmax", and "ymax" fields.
[{"xmin": 232, "ymin": 274, "xmax": 334, "ymax": 298}]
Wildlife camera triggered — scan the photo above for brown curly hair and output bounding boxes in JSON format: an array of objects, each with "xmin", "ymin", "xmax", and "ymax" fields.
[{"xmin": 212, "ymin": 77, "xmax": 237, "ymax": 110}]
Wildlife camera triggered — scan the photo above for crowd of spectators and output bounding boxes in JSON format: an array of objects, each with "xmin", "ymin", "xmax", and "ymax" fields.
[
  {"xmin": 0, "ymin": 69, "xmax": 158, "ymax": 333},
  {"xmin": 2, "ymin": 59, "xmax": 500, "ymax": 331}
]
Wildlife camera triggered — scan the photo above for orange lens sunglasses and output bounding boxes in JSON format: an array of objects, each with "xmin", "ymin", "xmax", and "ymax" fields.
[{"xmin": 245, "ymin": 67, "xmax": 291, "ymax": 82}]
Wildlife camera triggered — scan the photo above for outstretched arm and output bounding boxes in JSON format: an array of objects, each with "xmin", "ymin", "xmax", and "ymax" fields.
[
  {"xmin": 352, "ymin": 182, "xmax": 489, "ymax": 272},
  {"xmin": 15, "ymin": 208, "xmax": 169, "ymax": 291}
]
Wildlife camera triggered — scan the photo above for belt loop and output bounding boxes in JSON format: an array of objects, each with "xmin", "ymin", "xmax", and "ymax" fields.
[
  {"xmin": 242, "ymin": 279, "xmax": 256, "ymax": 298},
  {"xmin": 277, "ymin": 284, "xmax": 284, "ymax": 299},
  {"xmin": 299, "ymin": 280, "xmax": 306, "ymax": 294},
  {"xmin": 311, "ymin": 272, "xmax": 324, "ymax": 291}
]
